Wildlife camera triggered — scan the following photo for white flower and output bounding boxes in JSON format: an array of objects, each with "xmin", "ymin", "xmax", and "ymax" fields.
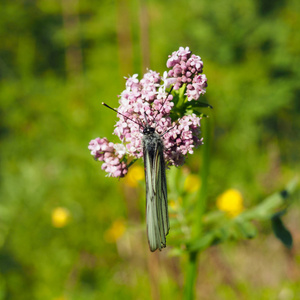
[{"xmin": 113, "ymin": 143, "xmax": 127, "ymax": 158}]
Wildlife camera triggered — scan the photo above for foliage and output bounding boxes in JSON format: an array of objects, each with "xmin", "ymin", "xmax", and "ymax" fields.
[{"xmin": 0, "ymin": 0, "xmax": 299, "ymax": 299}]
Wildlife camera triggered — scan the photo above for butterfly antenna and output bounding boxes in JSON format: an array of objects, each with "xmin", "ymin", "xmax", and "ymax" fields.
[
  {"xmin": 102, "ymin": 102, "xmax": 143, "ymax": 128},
  {"xmin": 152, "ymin": 86, "xmax": 174, "ymax": 124},
  {"xmin": 144, "ymin": 112, "xmax": 150, "ymax": 127}
]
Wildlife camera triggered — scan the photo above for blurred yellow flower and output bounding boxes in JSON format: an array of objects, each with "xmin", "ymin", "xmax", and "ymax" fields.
[
  {"xmin": 169, "ymin": 197, "xmax": 182, "ymax": 210},
  {"xmin": 104, "ymin": 219, "xmax": 126, "ymax": 243},
  {"xmin": 51, "ymin": 207, "xmax": 70, "ymax": 228},
  {"xmin": 169, "ymin": 199, "xmax": 177, "ymax": 210},
  {"xmin": 124, "ymin": 165, "xmax": 144, "ymax": 187},
  {"xmin": 216, "ymin": 189, "xmax": 244, "ymax": 217},
  {"xmin": 169, "ymin": 197, "xmax": 182, "ymax": 218},
  {"xmin": 184, "ymin": 174, "xmax": 201, "ymax": 193}
]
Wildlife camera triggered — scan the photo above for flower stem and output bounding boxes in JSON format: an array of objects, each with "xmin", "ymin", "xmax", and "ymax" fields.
[
  {"xmin": 183, "ymin": 251, "xmax": 198, "ymax": 300},
  {"xmin": 196, "ymin": 116, "xmax": 211, "ymax": 235},
  {"xmin": 183, "ymin": 117, "xmax": 212, "ymax": 299}
]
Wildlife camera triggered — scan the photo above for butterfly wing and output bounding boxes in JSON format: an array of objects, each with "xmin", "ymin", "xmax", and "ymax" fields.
[{"xmin": 143, "ymin": 133, "xmax": 169, "ymax": 252}]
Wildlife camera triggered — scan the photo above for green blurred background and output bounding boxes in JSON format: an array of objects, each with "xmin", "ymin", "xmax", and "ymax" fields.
[{"xmin": 0, "ymin": 0, "xmax": 299, "ymax": 299}]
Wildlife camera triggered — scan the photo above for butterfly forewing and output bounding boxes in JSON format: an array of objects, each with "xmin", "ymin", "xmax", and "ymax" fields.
[
  {"xmin": 156, "ymin": 149, "xmax": 169, "ymax": 238},
  {"xmin": 143, "ymin": 130, "xmax": 170, "ymax": 252}
]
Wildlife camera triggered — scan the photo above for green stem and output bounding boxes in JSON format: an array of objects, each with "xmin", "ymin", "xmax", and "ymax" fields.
[
  {"xmin": 183, "ymin": 251, "xmax": 198, "ymax": 300},
  {"xmin": 183, "ymin": 117, "xmax": 212, "ymax": 299},
  {"xmin": 196, "ymin": 117, "xmax": 211, "ymax": 235}
]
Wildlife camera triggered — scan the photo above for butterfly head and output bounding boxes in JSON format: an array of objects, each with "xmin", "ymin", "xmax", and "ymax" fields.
[{"xmin": 143, "ymin": 127, "xmax": 155, "ymax": 135}]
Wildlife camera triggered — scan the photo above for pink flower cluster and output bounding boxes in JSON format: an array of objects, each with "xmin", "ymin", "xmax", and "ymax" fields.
[
  {"xmin": 114, "ymin": 71, "xmax": 203, "ymax": 167},
  {"xmin": 114, "ymin": 71, "xmax": 174, "ymax": 159},
  {"xmin": 88, "ymin": 138, "xmax": 128, "ymax": 177},
  {"xmin": 89, "ymin": 47, "xmax": 208, "ymax": 177},
  {"xmin": 167, "ymin": 46, "xmax": 207, "ymax": 101},
  {"xmin": 164, "ymin": 114, "xmax": 203, "ymax": 166}
]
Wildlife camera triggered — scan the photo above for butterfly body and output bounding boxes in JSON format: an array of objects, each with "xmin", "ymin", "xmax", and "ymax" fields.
[{"xmin": 142, "ymin": 127, "xmax": 170, "ymax": 251}]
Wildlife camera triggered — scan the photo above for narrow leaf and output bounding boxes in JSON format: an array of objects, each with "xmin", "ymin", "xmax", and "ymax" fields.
[{"xmin": 271, "ymin": 215, "xmax": 293, "ymax": 249}]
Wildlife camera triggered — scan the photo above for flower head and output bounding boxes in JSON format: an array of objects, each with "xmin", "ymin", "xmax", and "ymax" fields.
[
  {"xmin": 124, "ymin": 164, "xmax": 144, "ymax": 187},
  {"xmin": 104, "ymin": 219, "xmax": 126, "ymax": 243},
  {"xmin": 217, "ymin": 189, "xmax": 244, "ymax": 217},
  {"xmin": 89, "ymin": 47, "xmax": 209, "ymax": 178},
  {"xmin": 184, "ymin": 174, "xmax": 201, "ymax": 193},
  {"xmin": 167, "ymin": 47, "xmax": 207, "ymax": 100},
  {"xmin": 51, "ymin": 207, "xmax": 70, "ymax": 228},
  {"xmin": 88, "ymin": 138, "xmax": 128, "ymax": 177}
]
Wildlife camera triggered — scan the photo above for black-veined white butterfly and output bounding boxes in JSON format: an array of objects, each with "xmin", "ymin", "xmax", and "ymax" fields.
[
  {"xmin": 102, "ymin": 89, "xmax": 173, "ymax": 252},
  {"xmin": 142, "ymin": 122, "xmax": 169, "ymax": 251}
]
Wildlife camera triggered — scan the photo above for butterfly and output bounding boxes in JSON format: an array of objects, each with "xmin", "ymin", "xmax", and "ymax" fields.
[
  {"xmin": 102, "ymin": 89, "xmax": 173, "ymax": 251},
  {"xmin": 142, "ymin": 123, "xmax": 169, "ymax": 251}
]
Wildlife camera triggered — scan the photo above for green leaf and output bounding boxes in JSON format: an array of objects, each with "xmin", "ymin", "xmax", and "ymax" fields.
[
  {"xmin": 185, "ymin": 100, "xmax": 213, "ymax": 109},
  {"xmin": 235, "ymin": 220, "xmax": 257, "ymax": 239},
  {"xmin": 187, "ymin": 233, "xmax": 216, "ymax": 252},
  {"xmin": 126, "ymin": 158, "xmax": 138, "ymax": 168},
  {"xmin": 239, "ymin": 177, "xmax": 298, "ymax": 221},
  {"xmin": 271, "ymin": 214, "xmax": 293, "ymax": 249},
  {"xmin": 171, "ymin": 90, "xmax": 180, "ymax": 107}
]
